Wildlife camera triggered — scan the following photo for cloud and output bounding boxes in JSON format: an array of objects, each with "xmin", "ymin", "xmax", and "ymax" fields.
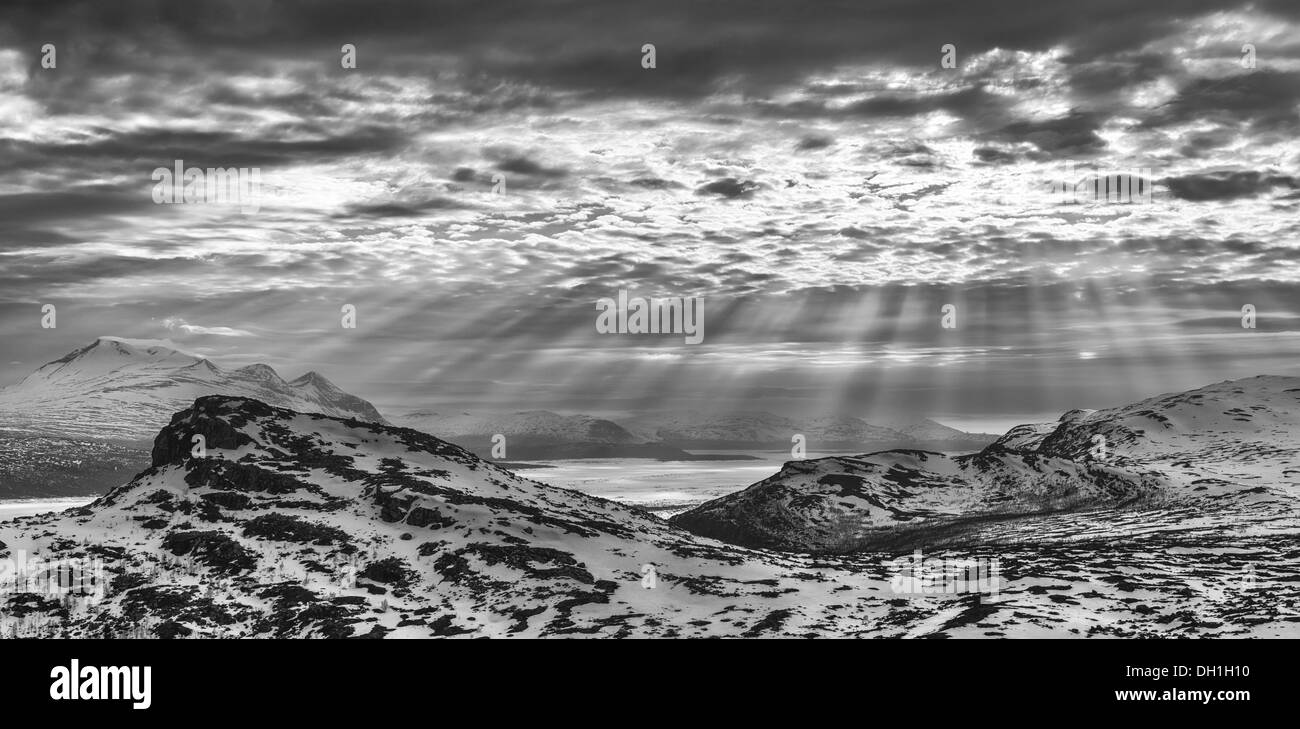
[
  {"xmin": 973, "ymin": 146, "xmax": 1020, "ymax": 165},
  {"xmin": 0, "ymin": 188, "xmax": 154, "ymax": 223},
  {"xmin": 2, "ymin": 0, "xmax": 1300, "ymax": 418},
  {"xmin": 161, "ymin": 318, "xmax": 255, "ymax": 338},
  {"xmin": 492, "ymin": 155, "xmax": 567, "ymax": 179},
  {"xmin": 1142, "ymin": 70, "xmax": 1300, "ymax": 132},
  {"xmin": 795, "ymin": 135, "xmax": 834, "ymax": 151},
  {"xmin": 338, "ymin": 196, "xmax": 466, "ymax": 218},
  {"xmin": 1163, "ymin": 170, "xmax": 1299, "ymax": 201},
  {"xmin": 985, "ymin": 112, "xmax": 1108, "ymax": 157},
  {"xmin": 10, "ymin": 126, "xmax": 407, "ymax": 170},
  {"xmin": 696, "ymin": 178, "xmax": 760, "ymax": 198}
]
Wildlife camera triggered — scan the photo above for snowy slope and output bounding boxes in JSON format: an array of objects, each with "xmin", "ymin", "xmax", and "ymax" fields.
[
  {"xmin": 3, "ymin": 393, "xmax": 1296, "ymax": 638},
  {"xmin": 0, "ymin": 396, "xmax": 843, "ymax": 637},
  {"xmin": 673, "ymin": 376, "xmax": 1300, "ymax": 552},
  {"xmin": 672, "ymin": 449, "xmax": 1168, "ymax": 551},
  {"xmin": 0, "ymin": 337, "xmax": 386, "ymax": 441}
]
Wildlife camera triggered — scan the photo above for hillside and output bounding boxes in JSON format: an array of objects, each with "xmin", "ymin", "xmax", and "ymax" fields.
[
  {"xmin": 672, "ymin": 376, "xmax": 1300, "ymax": 552},
  {"xmin": 3, "ymin": 393, "xmax": 1295, "ymax": 638}
]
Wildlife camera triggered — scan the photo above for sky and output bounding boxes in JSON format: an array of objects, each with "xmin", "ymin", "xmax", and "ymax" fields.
[{"xmin": 0, "ymin": 0, "xmax": 1298, "ymax": 432}]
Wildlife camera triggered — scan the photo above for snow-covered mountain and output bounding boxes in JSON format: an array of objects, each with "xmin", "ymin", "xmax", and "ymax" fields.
[
  {"xmin": 0, "ymin": 337, "xmax": 386, "ymax": 441},
  {"xmin": 3, "ymin": 392, "xmax": 1295, "ymax": 638},
  {"xmin": 672, "ymin": 448, "xmax": 1169, "ymax": 551},
  {"xmin": 673, "ymin": 376, "xmax": 1300, "ymax": 552},
  {"xmin": 0, "ymin": 396, "xmax": 875, "ymax": 637}
]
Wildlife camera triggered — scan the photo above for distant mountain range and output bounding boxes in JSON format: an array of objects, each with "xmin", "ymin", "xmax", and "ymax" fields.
[
  {"xmin": 673, "ymin": 375, "xmax": 1300, "ymax": 552},
  {"xmin": 0, "ymin": 338, "xmax": 385, "ymax": 498},
  {"xmin": 621, "ymin": 410, "xmax": 997, "ymax": 451},
  {"xmin": 0, "ymin": 337, "xmax": 385, "ymax": 441},
  {"xmin": 390, "ymin": 410, "xmax": 729, "ymax": 460},
  {"xmin": 395, "ymin": 408, "xmax": 998, "ymax": 461}
]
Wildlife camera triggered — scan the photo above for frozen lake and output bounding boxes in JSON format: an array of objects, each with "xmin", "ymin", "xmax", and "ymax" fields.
[
  {"xmin": 518, "ymin": 450, "xmax": 841, "ymax": 516},
  {"xmin": 0, "ymin": 498, "xmax": 95, "ymax": 522}
]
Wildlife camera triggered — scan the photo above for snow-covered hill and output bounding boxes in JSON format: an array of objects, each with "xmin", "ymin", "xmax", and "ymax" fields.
[
  {"xmin": 673, "ymin": 376, "xmax": 1300, "ymax": 552},
  {"xmin": 0, "ymin": 337, "xmax": 386, "ymax": 441},
  {"xmin": 3, "ymin": 392, "xmax": 1296, "ymax": 638},
  {"xmin": 0, "ymin": 396, "xmax": 848, "ymax": 637}
]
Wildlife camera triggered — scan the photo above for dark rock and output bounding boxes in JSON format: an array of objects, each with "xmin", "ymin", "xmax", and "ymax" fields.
[
  {"xmin": 155, "ymin": 620, "xmax": 193, "ymax": 639},
  {"xmin": 201, "ymin": 491, "xmax": 252, "ymax": 510},
  {"xmin": 241, "ymin": 513, "xmax": 350, "ymax": 545},
  {"xmin": 161, "ymin": 530, "xmax": 257, "ymax": 572},
  {"xmin": 360, "ymin": 557, "xmax": 413, "ymax": 586}
]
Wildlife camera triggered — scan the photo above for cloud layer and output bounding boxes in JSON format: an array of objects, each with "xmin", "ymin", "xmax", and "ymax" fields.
[{"xmin": 2, "ymin": 0, "xmax": 1298, "ymax": 424}]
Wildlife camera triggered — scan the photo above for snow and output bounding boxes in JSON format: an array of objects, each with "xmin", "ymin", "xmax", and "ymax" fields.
[
  {"xmin": 2, "ymin": 376, "xmax": 1298, "ymax": 638},
  {"xmin": 0, "ymin": 338, "xmax": 387, "ymax": 440},
  {"xmin": 0, "ymin": 498, "xmax": 95, "ymax": 522}
]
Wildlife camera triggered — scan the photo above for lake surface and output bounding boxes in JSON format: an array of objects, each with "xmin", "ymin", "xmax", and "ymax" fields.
[
  {"xmin": 0, "ymin": 498, "xmax": 95, "ymax": 522},
  {"xmin": 520, "ymin": 450, "xmax": 844, "ymax": 516}
]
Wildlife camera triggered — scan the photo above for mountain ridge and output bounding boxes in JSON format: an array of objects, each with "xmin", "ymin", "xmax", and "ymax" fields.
[
  {"xmin": 0, "ymin": 337, "xmax": 387, "ymax": 442},
  {"xmin": 397, "ymin": 407, "xmax": 999, "ymax": 459},
  {"xmin": 672, "ymin": 375, "xmax": 1300, "ymax": 552}
]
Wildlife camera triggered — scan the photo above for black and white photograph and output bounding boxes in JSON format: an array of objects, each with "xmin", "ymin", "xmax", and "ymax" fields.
[{"xmin": 0, "ymin": 0, "xmax": 1294, "ymax": 711}]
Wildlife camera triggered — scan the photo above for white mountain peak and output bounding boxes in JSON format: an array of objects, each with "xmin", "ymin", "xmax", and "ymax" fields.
[
  {"xmin": 0, "ymin": 338, "xmax": 386, "ymax": 440},
  {"xmin": 232, "ymin": 363, "xmax": 283, "ymax": 381}
]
